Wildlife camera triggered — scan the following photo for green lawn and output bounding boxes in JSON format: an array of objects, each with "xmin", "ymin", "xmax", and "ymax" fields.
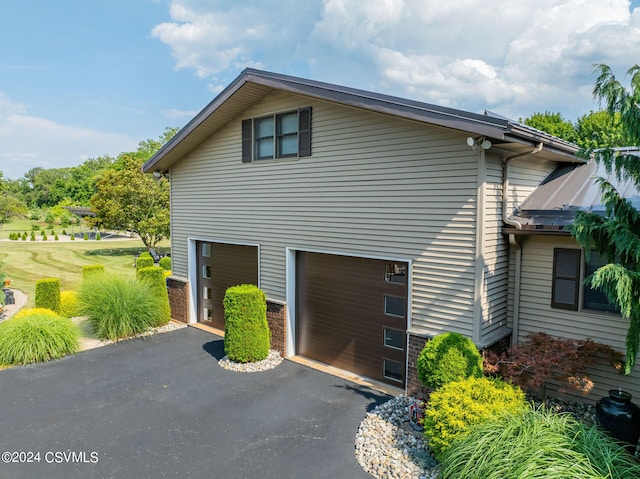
[{"xmin": 0, "ymin": 221, "xmax": 169, "ymax": 307}]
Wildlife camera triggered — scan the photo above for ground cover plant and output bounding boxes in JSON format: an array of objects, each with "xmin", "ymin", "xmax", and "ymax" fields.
[
  {"xmin": 77, "ymin": 273, "xmax": 167, "ymax": 340},
  {"xmin": 417, "ymin": 331, "xmax": 483, "ymax": 389},
  {"xmin": 423, "ymin": 376, "xmax": 526, "ymax": 459},
  {"xmin": 438, "ymin": 406, "xmax": 640, "ymax": 479},
  {"xmin": 0, "ymin": 311, "xmax": 79, "ymax": 365},
  {"xmin": 223, "ymin": 284, "xmax": 270, "ymax": 363}
]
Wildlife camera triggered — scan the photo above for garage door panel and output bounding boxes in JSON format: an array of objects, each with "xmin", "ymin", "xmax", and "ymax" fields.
[{"xmin": 297, "ymin": 251, "xmax": 408, "ymax": 387}]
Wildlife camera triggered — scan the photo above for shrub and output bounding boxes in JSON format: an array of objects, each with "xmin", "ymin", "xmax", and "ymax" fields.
[
  {"xmin": 70, "ymin": 234, "xmax": 75, "ymax": 241},
  {"xmin": 35, "ymin": 278, "xmax": 61, "ymax": 314},
  {"xmin": 96, "ymin": 232, "xmax": 101, "ymax": 240},
  {"xmin": 62, "ymin": 229, "xmax": 67, "ymax": 235},
  {"xmin": 40, "ymin": 229, "xmax": 45, "ymax": 236},
  {"xmin": 30, "ymin": 232, "xmax": 36, "ymax": 241},
  {"xmin": 50, "ymin": 230, "xmax": 55, "ymax": 236},
  {"xmin": 77, "ymin": 273, "xmax": 166, "ymax": 340},
  {"xmin": 60, "ymin": 291, "xmax": 79, "ymax": 318},
  {"xmin": 136, "ymin": 266, "xmax": 170, "ymax": 326},
  {"xmin": 82, "ymin": 264, "xmax": 105, "ymax": 278},
  {"xmin": 484, "ymin": 332, "xmax": 623, "ymax": 396},
  {"xmin": 423, "ymin": 376, "xmax": 526, "ymax": 459},
  {"xmin": 223, "ymin": 284, "xmax": 270, "ymax": 363},
  {"xmin": 159, "ymin": 256, "xmax": 171, "ymax": 271},
  {"xmin": 439, "ymin": 406, "xmax": 640, "ymax": 479},
  {"xmin": 22, "ymin": 232, "xmax": 27, "ymax": 241},
  {"xmin": 14, "ymin": 307, "xmax": 59, "ymax": 320},
  {"xmin": 42, "ymin": 233, "xmax": 48, "ymax": 241},
  {"xmin": 135, "ymin": 255, "xmax": 154, "ymax": 269},
  {"xmin": 83, "ymin": 233, "xmax": 88, "ymax": 240},
  {"xmin": 54, "ymin": 234, "xmax": 59, "ymax": 241},
  {"xmin": 417, "ymin": 332, "xmax": 483, "ymax": 389},
  {"xmin": 0, "ymin": 312, "xmax": 79, "ymax": 365}
]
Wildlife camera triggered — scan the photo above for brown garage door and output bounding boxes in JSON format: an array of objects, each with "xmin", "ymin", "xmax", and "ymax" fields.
[
  {"xmin": 296, "ymin": 252, "xmax": 408, "ymax": 387},
  {"xmin": 197, "ymin": 242, "xmax": 258, "ymax": 329}
]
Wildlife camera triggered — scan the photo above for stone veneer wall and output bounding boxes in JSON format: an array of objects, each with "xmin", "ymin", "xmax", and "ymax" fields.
[
  {"xmin": 167, "ymin": 277, "xmax": 189, "ymax": 323},
  {"xmin": 267, "ymin": 301, "xmax": 287, "ymax": 357}
]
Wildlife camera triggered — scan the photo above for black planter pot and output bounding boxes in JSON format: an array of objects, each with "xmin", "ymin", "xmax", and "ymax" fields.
[{"xmin": 596, "ymin": 389, "xmax": 640, "ymax": 455}]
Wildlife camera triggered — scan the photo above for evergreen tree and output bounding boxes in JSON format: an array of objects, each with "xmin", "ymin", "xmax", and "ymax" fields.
[{"xmin": 568, "ymin": 64, "xmax": 640, "ymax": 374}]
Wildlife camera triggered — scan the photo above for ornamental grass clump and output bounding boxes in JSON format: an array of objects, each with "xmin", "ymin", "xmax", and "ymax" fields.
[
  {"xmin": 423, "ymin": 376, "xmax": 526, "ymax": 460},
  {"xmin": 77, "ymin": 273, "xmax": 166, "ymax": 340},
  {"xmin": 223, "ymin": 284, "xmax": 270, "ymax": 363},
  {"xmin": 417, "ymin": 331, "xmax": 483, "ymax": 389},
  {"xmin": 438, "ymin": 406, "xmax": 640, "ymax": 479},
  {"xmin": 0, "ymin": 311, "xmax": 79, "ymax": 365}
]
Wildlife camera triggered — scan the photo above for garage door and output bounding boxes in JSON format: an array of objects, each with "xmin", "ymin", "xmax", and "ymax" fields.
[
  {"xmin": 296, "ymin": 252, "xmax": 408, "ymax": 387},
  {"xmin": 197, "ymin": 242, "xmax": 258, "ymax": 329}
]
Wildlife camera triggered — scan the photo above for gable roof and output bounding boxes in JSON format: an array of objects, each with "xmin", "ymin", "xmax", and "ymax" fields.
[{"xmin": 143, "ymin": 68, "xmax": 581, "ymax": 174}]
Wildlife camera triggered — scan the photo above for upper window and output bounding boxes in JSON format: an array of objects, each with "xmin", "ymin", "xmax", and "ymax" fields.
[
  {"xmin": 242, "ymin": 107, "xmax": 312, "ymax": 162},
  {"xmin": 551, "ymin": 248, "xmax": 619, "ymax": 313}
]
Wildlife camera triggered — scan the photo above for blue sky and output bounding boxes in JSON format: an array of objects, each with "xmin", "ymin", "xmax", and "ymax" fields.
[{"xmin": 2, "ymin": 0, "xmax": 640, "ymax": 179}]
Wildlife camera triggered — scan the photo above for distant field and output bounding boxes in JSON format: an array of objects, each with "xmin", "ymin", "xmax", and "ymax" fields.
[{"xmin": 0, "ymin": 220, "xmax": 169, "ymax": 307}]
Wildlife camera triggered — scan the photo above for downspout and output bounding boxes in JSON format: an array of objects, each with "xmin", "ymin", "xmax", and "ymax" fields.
[
  {"xmin": 473, "ymin": 146, "xmax": 487, "ymax": 346},
  {"xmin": 503, "ymin": 143, "xmax": 543, "ymax": 346}
]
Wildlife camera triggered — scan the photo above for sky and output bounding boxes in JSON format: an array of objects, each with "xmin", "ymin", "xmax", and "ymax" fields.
[{"xmin": 2, "ymin": 0, "xmax": 640, "ymax": 180}]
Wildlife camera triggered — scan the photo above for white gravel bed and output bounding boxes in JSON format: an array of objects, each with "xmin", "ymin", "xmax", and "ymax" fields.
[
  {"xmin": 218, "ymin": 350, "xmax": 283, "ymax": 372},
  {"xmin": 355, "ymin": 395, "xmax": 439, "ymax": 479}
]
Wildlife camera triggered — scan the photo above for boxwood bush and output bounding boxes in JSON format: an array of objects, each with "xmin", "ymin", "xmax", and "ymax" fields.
[
  {"xmin": 77, "ymin": 273, "xmax": 167, "ymax": 340},
  {"xmin": 0, "ymin": 311, "xmax": 79, "ymax": 365},
  {"xmin": 439, "ymin": 406, "xmax": 640, "ymax": 479},
  {"xmin": 159, "ymin": 256, "xmax": 171, "ymax": 271},
  {"xmin": 423, "ymin": 376, "xmax": 526, "ymax": 459},
  {"xmin": 136, "ymin": 266, "xmax": 171, "ymax": 326},
  {"xmin": 417, "ymin": 331, "xmax": 483, "ymax": 389},
  {"xmin": 35, "ymin": 278, "xmax": 61, "ymax": 314},
  {"xmin": 135, "ymin": 252, "xmax": 154, "ymax": 270},
  {"xmin": 223, "ymin": 284, "xmax": 270, "ymax": 363}
]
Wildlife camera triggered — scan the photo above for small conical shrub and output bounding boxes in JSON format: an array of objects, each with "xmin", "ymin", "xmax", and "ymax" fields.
[
  {"xmin": 83, "ymin": 233, "xmax": 88, "ymax": 240},
  {"xmin": 40, "ymin": 230, "xmax": 45, "ymax": 236},
  {"xmin": 96, "ymin": 232, "xmax": 101, "ymax": 241},
  {"xmin": 70, "ymin": 234, "xmax": 75, "ymax": 241},
  {"xmin": 22, "ymin": 232, "xmax": 27, "ymax": 241},
  {"xmin": 62, "ymin": 229, "xmax": 67, "ymax": 235},
  {"xmin": 54, "ymin": 234, "xmax": 59, "ymax": 241},
  {"xmin": 30, "ymin": 233, "xmax": 36, "ymax": 241},
  {"xmin": 50, "ymin": 230, "xmax": 55, "ymax": 236},
  {"xmin": 42, "ymin": 233, "xmax": 48, "ymax": 241}
]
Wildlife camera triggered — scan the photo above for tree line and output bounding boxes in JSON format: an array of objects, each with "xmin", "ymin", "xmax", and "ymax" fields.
[{"xmin": 0, "ymin": 127, "xmax": 178, "ymax": 251}]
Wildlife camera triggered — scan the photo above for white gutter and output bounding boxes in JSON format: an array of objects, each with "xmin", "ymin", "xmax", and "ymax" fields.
[{"xmin": 503, "ymin": 143, "xmax": 543, "ymax": 346}]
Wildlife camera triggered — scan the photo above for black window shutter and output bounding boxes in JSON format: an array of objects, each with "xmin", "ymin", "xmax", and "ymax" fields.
[
  {"xmin": 241, "ymin": 119, "xmax": 252, "ymax": 163},
  {"xmin": 298, "ymin": 107, "xmax": 312, "ymax": 157},
  {"xmin": 551, "ymin": 248, "xmax": 580, "ymax": 310}
]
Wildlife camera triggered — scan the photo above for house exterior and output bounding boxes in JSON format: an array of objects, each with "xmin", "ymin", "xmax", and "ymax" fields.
[{"xmin": 143, "ymin": 68, "xmax": 634, "ymax": 398}]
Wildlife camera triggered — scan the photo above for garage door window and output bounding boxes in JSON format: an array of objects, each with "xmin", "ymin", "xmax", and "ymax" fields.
[
  {"xmin": 385, "ymin": 263, "xmax": 407, "ymax": 284},
  {"xmin": 383, "ymin": 358, "xmax": 404, "ymax": 383},
  {"xmin": 203, "ymin": 265, "xmax": 211, "ymax": 279},
  {"xmin": 203, "ymin": 308, "xmax": 212, "ymax": 322},
  {"xmin": 383, "ymin": 328, "xmax": 404, "ymax": 350},
  {"xmin": 203, "ymin": 287, "xmax": 211, "ymax": 300},
  {"xmin": 384, "ymin": 295, "xmax": 405, "ymax": 317}
]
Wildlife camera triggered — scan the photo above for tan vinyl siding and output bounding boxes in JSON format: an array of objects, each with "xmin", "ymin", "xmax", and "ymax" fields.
[
  {"xmin": 170, "ymin": 91, "xmax": 479, "ymax": 337},
  {"xmin": 481, "ymin": 155, "xmax": 509, "ymax": 344},
  {"xmin": 506, "ymin": 159, "xmax": 555, "ymax": 215},
  {"xmin": 516, "ymin": 235, "xmax": 639, "ymax": 400}
]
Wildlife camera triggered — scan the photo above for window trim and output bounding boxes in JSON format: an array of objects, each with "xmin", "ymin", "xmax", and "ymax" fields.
[{"xmin": 242, "ymin": 107, "xmax": 312, "ymax": 163}]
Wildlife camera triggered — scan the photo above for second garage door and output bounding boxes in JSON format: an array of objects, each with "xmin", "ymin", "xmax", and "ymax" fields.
[{"xmin": 296, "ymin": 252, "xmax": 408, "ymax": 387}]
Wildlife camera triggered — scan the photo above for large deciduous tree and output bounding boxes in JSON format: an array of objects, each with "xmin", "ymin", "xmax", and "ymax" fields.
[
  {"xmin": 0, "ymin": 195, "xmax": 28, "ymax": 230},
  {"xmin": 568, "ymin": 64, "xmax": 640, "ymax": 374}
]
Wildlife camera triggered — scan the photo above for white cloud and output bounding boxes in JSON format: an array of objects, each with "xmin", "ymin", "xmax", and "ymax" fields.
[
  {"xmin": 0, "ymin": 92, "xmax": 138, "ymax": 180},
  {"xmin": 152, "ymin": 0, "xmax": 640, "ymax": 121}
]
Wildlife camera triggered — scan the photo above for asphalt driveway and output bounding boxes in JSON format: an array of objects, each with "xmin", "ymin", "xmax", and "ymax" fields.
[{"xmin": 0, "ymin": 327, "xmax": 389, "ymax": 479}]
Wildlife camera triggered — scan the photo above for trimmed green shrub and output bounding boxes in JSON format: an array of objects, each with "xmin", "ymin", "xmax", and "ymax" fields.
[
  {"xmin": 135, "ymin": 255, "xmax": 154, "ymax": 270},
  {"xmin": 40, "ymin": 229, "xmax": 45, "ymax": 236},
  {"xmin": 35, "ymin": 278, "xmax": 61, "ymax": 314},
  {"xmin": 96, "ymin": 232, "xmax": 101, "ymax": 240},
  {"xmin": 439, "ymin": 406, "xmax": 640, "ymax": 479},
  {"xmin": 159, "ymin": 256, "xmax": 171, "ymax": 271},
  {"xmin": 60, "ymin": 291, "xmax": 79, "ymax": 318},
  {"xmin": 54, "ymin": 234, "xmax": 59, "ymax": 241},
  {"xmin": 21, "ymin": 232, "xmax": 27, "ymax": 241},
  {"xmin": 82, "ymin": 264, "xmax": 105, "ymax": 278},
  {"xmin": 50, "ymin": 230, "xmax": 55, "ymax": 236},
  {"xmin": 70, "ymin": 234, "xmax": 75, "ymax": 241},
  {"xmin": 62, "ymin": 229, "xmax": 67, "ymax": 235},
  {"xmin": 136, "ymin": 266, "xmax": 170, "ymax": 326},
  {"xmin": 223, "ymin": 284, "xmax": 270, "ymax": 363},
  {"xmin": 83, "ymin": 233, "xmax": 88, "ymax": 240},
  {"xmin": 77, "ymin": 273, "xmax": 166, "ymax": 340},
  {"xmin": 417, "ymin": 332, "xmax": 483, "ymax": 389},
  {"xmin": 423, "ymin": 376, "xmax": 526, "ymax": 459},
  {"xmin": 42, "ymin": 233, "xmax": 48, "ymax": 241},
  {"xmin": 30, "ymin": 232, "xmax": 36, "ymax": 241},
  {"xmin": 0, "ymin": 312, "xmax": 79, "ymax": 365}
]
